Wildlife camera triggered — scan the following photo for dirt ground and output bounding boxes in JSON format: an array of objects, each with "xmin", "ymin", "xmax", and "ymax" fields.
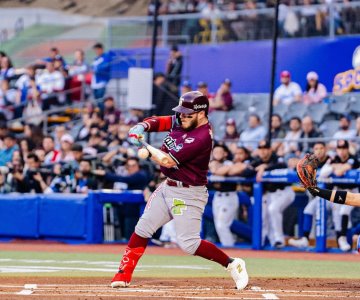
[
  {"xmin": 1, "ymin": 241, "xmax": 360, "ymax": 299},
  {"xmin": 1, "ymin": 277, "xmax": 360, "ymax": 300}
]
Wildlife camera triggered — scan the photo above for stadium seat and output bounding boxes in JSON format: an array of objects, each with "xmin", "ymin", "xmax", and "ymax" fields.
[
  {"xmin": 348, "ymin": 96, "xmax": 360, "ymax": 115},
  {"xmin": 328, "ymin": 95, "xmax": 349, "ymax": 116},
  {"xmin": 319, "ymin": 119, "xmax": 339, "ymax": 137},
  {"xmin": 226, "ymin": 110, "xmax": 248, "ymax": 131},
  {"xmin": 284, "ymin": 102, "xmax": 307, "ymax": 122},
  {"xmin": 306, "ymin": 102, "xmax": 329, "ymax": 124},
  {"xmin": 273, "ymin": 103, "xmax": 288, "ymax": 119},
  {"xmin": 232, "ymin": 94, "xmax": 253, "ymax": 111},
  {"xmin": 208, "ymin": 111, "xmax": 227, "ymax": 139}
]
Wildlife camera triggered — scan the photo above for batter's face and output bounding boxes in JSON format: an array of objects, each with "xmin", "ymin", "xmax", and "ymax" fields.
[{"xmin": 179, "ymin": 112, "xmax": 199, "ymax": 131}]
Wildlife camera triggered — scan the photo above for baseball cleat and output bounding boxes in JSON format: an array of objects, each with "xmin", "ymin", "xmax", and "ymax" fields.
[
  {"xmin": 226, "ymin": 258, "xmax": 249, "ymax": 290},
  {"xmin": 288, "ymin": 237, "xmax": 309, "ymax": 248},
  {"xmin": 338, "ymin": 236, "xmax": 351, "ymax": 252},
  {"xmin": 111, "ymin": 271, "xmax": 131, "ymax": 288}
]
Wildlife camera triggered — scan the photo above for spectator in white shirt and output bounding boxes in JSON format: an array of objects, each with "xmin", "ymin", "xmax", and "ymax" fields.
[
  {"xmin": 0, "ymin": 56, "xmax": 15, "ymax": 81},
  {"xmin": 274, "ymin": 70, "xmax": 302, "ymax": 106},
  {"xmin": 303, "ymin": 71, "xmax": 327, "ymax": 105},
  {"xmin": 68, "ymin": 49, "xmax": 89, "ymax": 77},
  {"xmin": 280, "ymin": 116, "xmax": 302, "ymax": 157},
  {"xmin": 238, "ymin": 113, "xmax": 267, "ymax": 151},
  {"xmin": 330, "ymin": 115, "xmax": 357, "ymax": 150},
  {"xmin": 36, "ymin": 60, "xmax": 65, "ymax": 110}
]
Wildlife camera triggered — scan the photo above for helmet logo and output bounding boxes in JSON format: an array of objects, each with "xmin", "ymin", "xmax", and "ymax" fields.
[{"xmin": 194, "ymin": 104, "xmax": 207, "ymax": 110}]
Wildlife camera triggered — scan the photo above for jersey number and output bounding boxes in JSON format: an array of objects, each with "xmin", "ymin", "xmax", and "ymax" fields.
[{"xmin": 172, "ymin": 198, "xmax": 187, "ymax": 216}]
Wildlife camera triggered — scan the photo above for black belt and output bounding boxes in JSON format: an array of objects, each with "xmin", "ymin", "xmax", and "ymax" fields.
[{"xmin": 166, "ymin": 179, "xmax": 190, "ymax": 188}]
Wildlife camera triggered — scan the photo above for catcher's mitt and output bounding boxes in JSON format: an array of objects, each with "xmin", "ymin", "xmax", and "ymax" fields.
[{"xmin": 296, "ymin": 153, "xmax": 320, "ymax": 189}]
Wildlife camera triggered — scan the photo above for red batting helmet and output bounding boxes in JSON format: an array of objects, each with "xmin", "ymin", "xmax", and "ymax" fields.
[{"xmin": 172, "ymin": 91, "xmax": 209, "ymax": 114}]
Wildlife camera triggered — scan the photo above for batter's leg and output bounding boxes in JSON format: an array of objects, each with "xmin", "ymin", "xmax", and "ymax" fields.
[
  {"xmin": 165, "ymin": 185, "xmax": 248, "ymax": 290},
  {"xmin": 111, "ymin": 183, "xmax": 172, "ymax": 288}
]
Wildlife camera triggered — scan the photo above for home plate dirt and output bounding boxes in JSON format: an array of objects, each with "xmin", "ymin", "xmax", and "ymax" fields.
[{"xmin": 0, "ymin": 277, "xmax": 359, "ymax": 300}]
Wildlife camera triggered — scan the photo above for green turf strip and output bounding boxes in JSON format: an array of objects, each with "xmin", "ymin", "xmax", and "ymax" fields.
[{"xmin": 0, "ymin": 251, "xmax": 359, "ymax": 279}]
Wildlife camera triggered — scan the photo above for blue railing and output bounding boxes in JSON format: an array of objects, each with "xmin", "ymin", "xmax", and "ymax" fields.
[{"xmin": 0, "ymin": 170, "xmax": 359, "ymax": 251}]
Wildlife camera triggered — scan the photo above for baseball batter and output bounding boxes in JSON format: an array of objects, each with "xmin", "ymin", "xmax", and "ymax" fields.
[{"xmin": 111, "ymin": 91, "xmax": 249, "ymax": 289}]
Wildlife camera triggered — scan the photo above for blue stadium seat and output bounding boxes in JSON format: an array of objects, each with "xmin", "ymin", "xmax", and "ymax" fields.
[
  {"xmin": 284, "ymin": 102, "xmax": 307, "ymax": 122},
  {"xmin": 273, "ymin": 103, "xmax": 288, "ymax": 119},
  {"xmin": 232, "ymin": 94, "xmax": 253, "ymax": 111},
  {"xmin": 348, "ymin": 96, "xmax": 360, "ymax": 115},
  {"xmin": 319, "ymin": 119, "xmax": 339, "ymax": 137},
  {"xmin": 328, "ymin": 95, "xmax": 349, "ymax": 115},
  {"xmin": 226, "ymin": 110, "xmax": 248, "ymax": 131},
  {"xmin": 306, "ymin": 102, "xmax": 329, "ymax": 124},
  {"xmin": 208, "ymin": 110, "xmax": 227, "ymax": 139}
]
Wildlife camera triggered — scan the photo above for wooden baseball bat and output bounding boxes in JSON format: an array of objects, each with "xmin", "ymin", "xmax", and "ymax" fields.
[{"xmin": 139, "ymin": 138, "xmax": 170, "ymax": 165}]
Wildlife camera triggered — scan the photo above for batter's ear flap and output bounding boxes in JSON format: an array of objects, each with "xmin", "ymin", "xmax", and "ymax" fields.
[{"xmin": 175, "ymin": 113, "xmax": 182, "ymax": 126}]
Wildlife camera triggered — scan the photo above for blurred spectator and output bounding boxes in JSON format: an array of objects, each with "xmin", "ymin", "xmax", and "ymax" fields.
[
  {"xmin": 59, "ymin": 133, "xmax": 75, "ymax": 162},
  {"xmin": 166, "ymin": 44, "xmax": 183, "ymax": 87},
  {"xmin": 54, "ymin": 125, "xmax": 66, "ymax": 150},
  {"xmin": 103, "ymin": 96, "xmax": 121, "ymax": 126},
  {"xmin": 74, "ymin": 159, "xmax": 98, "ymax": 193},
  {"xmin": 288, "ymin": 141, "xmax": 330, "ymax": 248},
  {"xmin": 0, "ymin": 56, "xmax": 15, "ymax": 81},
  {"xmin": 15, "ymin": 65, "xmax": 36, "ymax": 101},
  {"xmin": 238, "ymin": 113, "xmax": 266, "ymax": 151},
  {"xmin": 330, "ymin": 115, "xmax": 357, "ymax": 150},
  {"xmin": 23, "ymin": 124, "xmax": 44, "ymax": 148},
  {"xmin": 318, "ymin": 139, "xmax": 359, "ymax": 251},
  {"xmin": 196, "ymin": 81, "xmax": 214, "ymax": 101},
  {"xmin": 19, "ymin": 138, "xmax": 35, "ymax": 162},
  {"xmin": 210, "ymin": 78, "xmax": 233, "ymax": 111},
  {"xmin": 268, "ymin": 114, "xmax": 286, "ymax": 153},
  {"xmin": 42, "ymin": 47, "xmax": 67, "ymax": 68},
  {"xmin": 0, "ymin": 79, "xmax": 17, "ymax": 120},
  {"xmin": 67, "ymin": 49, "xmax": 88, "ymax": 76},
  {"xmin": 223, "ymin": 118, "xmax": 239, "ymax": 141},
  {"xmin": 152, "ymin": 72, "xmax": 178, "ymax": 116},
  {"xmin": 70, "ymin": 143, "xmax": 84, "ymax": 169},
  {"xmin": 17, "ymin": 153, "xmax": 48, "ymax": 193},
  {"xmin": 43, "ymin": 135, "xmax": 60, "ymax": 164},
  {"xmin": 0, "ymin": 133, "xmax": 19, "ymax": 166},
  {"xmin": 91, "ymin": 43, "xmax": 111, "ymax": 100},
  {"xmin": 298, "ymin": 115, "xmax": 322, "ymax": 154},
  {"xmin": 227, "ymin": 146, "xmax": 253, "ymax": 180},
  {"xmin": 242, "ymin": 140, "xmax": 292, "ymax": 248},
  {"xmin": 280, "ymin": 117, "xmax": 302, "ymax": 158},
  {"xmin": 302, "ymin": 71, "xmax": 327, "ymax": 105},
  {"xmin": 180, "ymin": 80, "xmax": 192, "ymax": 95},
  {"xmin": 273, "ymin": 70, "xmax": 302, "ymax": 106},
  {"xmin": 36, "ymin": 60, "xmax": 65, "ymax": 109},
  {"xmin": 201, "ymin": 0, "xmax": 221, "ymax": 19},
  {"xmin": 209, "ymin": 144, "xmax": 239, "ymax": 247}
]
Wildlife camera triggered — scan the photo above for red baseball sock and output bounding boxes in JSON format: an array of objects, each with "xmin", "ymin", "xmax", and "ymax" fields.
[
  {"xmin": 194, "ymin": 240, "xmax": 231, "ymax": 267},
  {"xmin": 116, "ymin": 233, "xmax": 148, "ymax": 274},
  {"xmin": 128, "ymin": 232, "xmax": 149, "ymax": 248}
]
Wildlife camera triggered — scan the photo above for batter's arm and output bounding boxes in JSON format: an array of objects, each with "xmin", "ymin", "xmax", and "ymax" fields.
[{"xmin": 150, "ymin": 150, "xmax": 177, "ymax": 168}]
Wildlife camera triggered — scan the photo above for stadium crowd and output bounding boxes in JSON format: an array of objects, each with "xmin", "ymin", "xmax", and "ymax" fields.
[
  {"xmin": 0, "ymin": 43, "xmax": 360, "ymax": 250},
  {"xmin": 148, "ymin": 0, "xmax": 359, "ymax": 41}
]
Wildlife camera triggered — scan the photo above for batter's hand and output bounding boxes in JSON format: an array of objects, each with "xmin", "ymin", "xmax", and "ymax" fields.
[{"xmin": 128, "ymin": 124, "xmax": 145, "ymax": 147}]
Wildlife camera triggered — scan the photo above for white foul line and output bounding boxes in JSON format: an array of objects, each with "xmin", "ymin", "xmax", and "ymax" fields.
[
  {"xmin": 262, "ymin": 293, "xmax": 279, "ymax": 300},
  {"xmin": 16, "ymin": 284, "xmax": 37, "ymax": 296}
]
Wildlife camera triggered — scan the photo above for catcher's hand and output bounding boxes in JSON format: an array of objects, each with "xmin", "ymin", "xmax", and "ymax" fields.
[{"xmin": 296, "ymin": 153, "xmax": 320, "ymax": 189}]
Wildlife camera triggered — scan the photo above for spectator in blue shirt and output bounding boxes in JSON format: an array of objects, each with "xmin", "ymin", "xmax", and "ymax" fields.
[
  {"xmin": 91, "ymin": 43, "xmax": 112, "ymax": 100},
  {"xmin": 0, "ymin": 133, "xmax": 19, "ymax": 166}
]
